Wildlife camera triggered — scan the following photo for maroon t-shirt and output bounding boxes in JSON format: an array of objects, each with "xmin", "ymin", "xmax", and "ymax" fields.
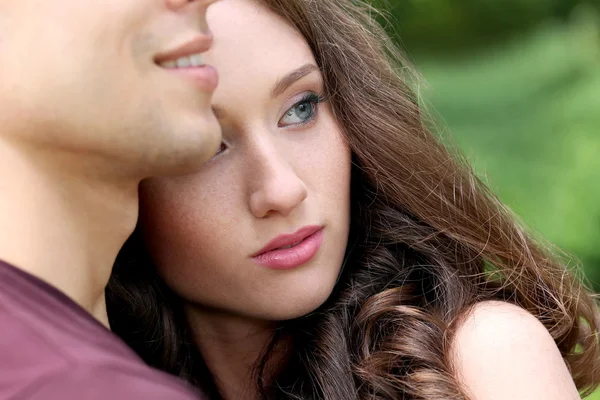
[{"xmin": 0, "ymin": 260, "xmax": 203, "ymax": 400}]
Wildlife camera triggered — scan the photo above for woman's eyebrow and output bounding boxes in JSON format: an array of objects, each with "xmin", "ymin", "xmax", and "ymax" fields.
[{"xmin": 270, "ymin": 63, "xmax": 319, "ymax": 98}]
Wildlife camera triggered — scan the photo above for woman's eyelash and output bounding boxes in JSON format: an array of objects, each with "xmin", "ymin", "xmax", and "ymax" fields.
[{"xmin": 298, "ymin": 92, "xmax": 326, "ymax": 105}]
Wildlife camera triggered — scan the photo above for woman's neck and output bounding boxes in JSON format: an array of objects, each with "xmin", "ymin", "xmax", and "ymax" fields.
[{"xmin": 184, "ymin": 305, "xmax": 286, "ymax": 400}]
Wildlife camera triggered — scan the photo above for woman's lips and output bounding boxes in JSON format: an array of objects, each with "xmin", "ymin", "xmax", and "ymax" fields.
[{"xmin": 252, "ymin": 226, "xmax": 324, "ymax": 270}]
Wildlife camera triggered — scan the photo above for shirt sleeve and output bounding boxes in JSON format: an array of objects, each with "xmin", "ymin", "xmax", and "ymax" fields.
[{"xmin": 24, "ymin": 364, "xmax": 205, "ymax": 400}]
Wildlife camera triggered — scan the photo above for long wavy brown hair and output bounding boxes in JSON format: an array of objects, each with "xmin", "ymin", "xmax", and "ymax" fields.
[{"xmin": 107, "ymin": 0, "xmax": 600, "ymax": 398}]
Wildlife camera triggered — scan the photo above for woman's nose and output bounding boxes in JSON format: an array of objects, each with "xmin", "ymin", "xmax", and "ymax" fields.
[{"xmin": 248, "ymin": 151, "xmax": 308, "ymax": 219}]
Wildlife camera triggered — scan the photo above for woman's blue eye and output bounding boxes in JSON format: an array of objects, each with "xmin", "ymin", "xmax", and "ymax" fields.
[{"xmin": 279, "ymin": 94, "xmax": 324, "ymax": 127}]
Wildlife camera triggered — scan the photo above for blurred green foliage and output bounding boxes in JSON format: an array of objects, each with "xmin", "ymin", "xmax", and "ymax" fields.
[
  {"xmin": 368, "ymin": 1, "xmax": 600, "ymax": 396},
  {"xmin": 370, "ymin": 0, "xmax": 600, "ymax": 286},
  {"xmin": 371, "ymin": 0, "xmax": 599, "ymax": 53},
  {"xmin": 417, "ymin": 13, "xmax": 600, "ymax": 289}
]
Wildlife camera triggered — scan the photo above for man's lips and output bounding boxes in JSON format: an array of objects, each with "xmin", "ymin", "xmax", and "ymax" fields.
[
  {"xmin": 153, "ymin": 32, "xmax": 218, "ymax": 92},
  {"xmin": 252, "ymin": 225, "xmax": 323, "ymax": 257},
  {"xmin": 154, "ymin": 33, "xmax": 213, "ymax": 65}
]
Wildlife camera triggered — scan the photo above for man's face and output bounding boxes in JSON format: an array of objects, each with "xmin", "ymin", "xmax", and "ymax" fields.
[{"xmin": 0, "ymin": 0, "xmax": 221, "ymax": 175}]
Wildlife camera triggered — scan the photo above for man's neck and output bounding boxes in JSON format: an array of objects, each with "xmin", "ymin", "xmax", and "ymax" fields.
[{"xmin": 0, "ymin": 139, "xmax": 139, "ymax": 327}]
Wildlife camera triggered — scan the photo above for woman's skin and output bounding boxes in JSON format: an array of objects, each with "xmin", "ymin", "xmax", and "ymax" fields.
[{"xmin": 138, "ymin": 1, "xmax": 582, "ymax": 399}]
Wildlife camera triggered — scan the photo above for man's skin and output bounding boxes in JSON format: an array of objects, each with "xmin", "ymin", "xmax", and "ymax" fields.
[{"xmin": 0, "ymin": 0, "xmax": 221, "ymax": 327}]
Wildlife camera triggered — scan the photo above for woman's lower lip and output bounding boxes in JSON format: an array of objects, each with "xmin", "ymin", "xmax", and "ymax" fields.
[
  {"xmin": 167, "ymin": 64, "xmax": 219, "ymax": 92},
  {"xmin": 253, "ymin": 228, "xmax": 324, "ymax": 270}
]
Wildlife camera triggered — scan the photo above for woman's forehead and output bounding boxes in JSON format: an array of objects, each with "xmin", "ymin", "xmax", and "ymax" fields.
[
  {"xmin": 205, "ymin": 0, "xmax": 314, "ymax": 75},
  {"xmin": 205, "ymin": 0, "xmax": 318, "ymax": 110}
]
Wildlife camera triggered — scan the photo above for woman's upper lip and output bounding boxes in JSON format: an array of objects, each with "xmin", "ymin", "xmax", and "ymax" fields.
[
  {"xmin": 154, "ymin": 33, "xmax": 213, "ymax": 64},
  {"xmin": 252, "ymin": 225, "xmax": 323, "ymax": 257}
]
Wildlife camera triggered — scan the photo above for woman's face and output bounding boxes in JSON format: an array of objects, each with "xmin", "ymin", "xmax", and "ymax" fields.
[{"xmin": 140, "ymin": 0, "xmax": 351, "ymax": 322}]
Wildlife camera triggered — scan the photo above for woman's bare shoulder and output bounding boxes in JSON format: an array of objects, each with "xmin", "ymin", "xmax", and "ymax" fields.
[{"xmin": 450, "ymin": 300, "xmax": 580, "ymax": 400}]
